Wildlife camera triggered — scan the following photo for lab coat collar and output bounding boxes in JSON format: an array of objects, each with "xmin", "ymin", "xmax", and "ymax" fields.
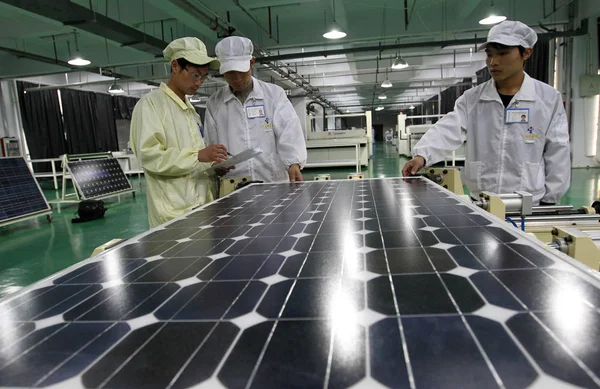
[
  {"xmin": 160, "ymin": 83, "xmax": 195, "ymax": 111},
  {"xmin": 223, "ymin": 77, "xmax": 264, "ymax": 104},
  {"xmin": 479, "ymin": 72, "xmax": 536, "ymax": 103}
]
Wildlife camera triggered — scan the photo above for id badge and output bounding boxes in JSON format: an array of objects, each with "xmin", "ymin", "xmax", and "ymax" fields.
[
  {"xmin": 246, "ymin": 105, "xmax": 266, "ymax": 119},
  {"xmin": 505, "ymin": 108, "xmax": 529, "ymax": 124}
]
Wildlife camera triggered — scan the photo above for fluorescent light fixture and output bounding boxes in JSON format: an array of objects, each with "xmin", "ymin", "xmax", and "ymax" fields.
[
  {"xmin": 108, "ymin": 82, "xmax": 124, "ymax": 94},
  {"xmin": 378, "ymin": 93, "xmax": 387, "ymax": 100},
  {"xmin": 409, "ymin": 105, "xmax": 415, "ymax": 110},
  {"xmin": 189, "ymin": 96, "xmax": 202, "ymax": 103},
  {"xmin": 479, "ymin": 0, "xmax": 506, "ymax": 25},
  {"xmin": 381, "ymin": 79, "xmax": 393, "ymax": 88},
  {"xmin": 391, "ymin": 55, "xmax": 409, "ymax": 70},
  {"xmin": 479, "ymin": 14, "xmax": 506, "ymax": 25},
  {"xmin": 375, "ymin": 106, "xmax": 384, "ymax": 111},
  {"xmin": 68, "ymin": 56, "xmax": 91, "ymax": 66},
  {"xmin": 323, "ymin": 21, "xmax": 347, "ymax": 39}
]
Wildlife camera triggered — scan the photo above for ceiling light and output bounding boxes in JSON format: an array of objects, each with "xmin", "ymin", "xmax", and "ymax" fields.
[
  {"xmin": 479, "ymin": 0, "xmax": 506, "ymax": 25},
  {"xmin": 67, "ymin": 29, "xmax": 90, "ymax": 66},
  {"xmin": 189, "ymin": 96, "xmax": 202, "ymax": 103},
  {"xmin": 479, "ymin": 15, "xmax": 506, "ymax": 25},
  {"xmin": 108, "ymin": 82, "xmax": 124, "ymax": 94},
  {"xmin": 323, "ymin": 0, "xmax": 346, "ymax": 39},
  {"xmin": 375, "ymin": 106, "xmax": 384, "ymax": 111},
  {"xmin": 323, "ymin": 21, "xmax": 347, "ymax": 39},
  {"xmin": 381, "ymin": 79, "xmax": 393, "ymax": 88},
  {"xmin": 409, "ymin": 105, "xmax": 415, "ymax": 110},
  {"xmin": 68, "ymin": 56, "xmax": 91, "ymax": 66},
  {"xmin": 391, "ymin": 55, "xmax": 409, "ymax": 70},
  {"xmin": 378, "ymin": 93, "xmax": 387, "ymax": 100}
]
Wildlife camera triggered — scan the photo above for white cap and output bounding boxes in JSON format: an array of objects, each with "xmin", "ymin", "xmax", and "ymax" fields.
[
  {"xmin": 478, "ymin": 20, "xmax": 537, "ymax": 51},
  {"xmin": 215, "ymin": 36, "xmax": 254, "ymax": 74},
  {"xmin": 163, "ymin": 37, "xmax": 219, "ymax": 70}
]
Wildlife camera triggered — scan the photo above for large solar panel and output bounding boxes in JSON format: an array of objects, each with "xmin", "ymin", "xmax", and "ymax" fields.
[
  {"xmin": 0, "ymin": 178, "xmax": 599, "ymax": 388},
  {"xmin": 67, "ymin": 158, "xmax": 133, "ymax": 199},
  {"xmin": 0, "ymin": 157, "xmax": 51, "ymax": 224}
]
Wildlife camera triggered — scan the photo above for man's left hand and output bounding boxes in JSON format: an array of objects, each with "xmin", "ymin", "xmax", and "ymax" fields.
[{"xmin": 288, "ymin": 164, "xmax": 303, "ymax": 182}]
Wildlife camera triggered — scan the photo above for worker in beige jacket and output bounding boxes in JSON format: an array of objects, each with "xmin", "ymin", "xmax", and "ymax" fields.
[{"xmin": 130, "ymin": 37, "xmax": 229, "ymax": 227}]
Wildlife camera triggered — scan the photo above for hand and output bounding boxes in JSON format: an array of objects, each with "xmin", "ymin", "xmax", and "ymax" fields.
[
  {"xmin": 288, "ymin": 164, "xmax": 303, "ymax": 182},
  {"xmin": 215, "ymin": 165, "xmax": 235, "ymax": 176},
  {"xmin": 402, "ymin": 156, "xmax": 426, "ymax": 176},
  {"xmin": 198, "ymin": 144, "xmax": 228, "ymax": 164}
]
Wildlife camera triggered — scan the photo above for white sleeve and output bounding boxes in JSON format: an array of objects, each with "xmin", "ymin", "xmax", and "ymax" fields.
[
  {"xmin": 204, "ymin": 99, "xmax": 219, "ymax": 146},
  {"xmin": 541, "ymin": 94, "xmax": 571, "ymax": 203},
  {"xmin": 272, "ymin": 92, "xmax": 307, "ymax": 168},
  {"xmin": 412, "ymin": 95, "xmax": 468, "ymax": 165}
]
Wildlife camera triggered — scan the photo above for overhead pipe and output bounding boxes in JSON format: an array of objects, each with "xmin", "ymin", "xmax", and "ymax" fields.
[
  {"xmin": 255, "ymin": 21, "xmax": 588, "ymax": 63},
  {"xmin": 232, "ymin": 0, "xmax": 279, "ymax": 43},
  {"xmin": 170, "ymin": 0, "xmax": 339, "ymax": 112}
]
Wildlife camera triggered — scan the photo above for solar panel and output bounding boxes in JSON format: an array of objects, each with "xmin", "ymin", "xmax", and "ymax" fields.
[
  {"xmin": 1, "ymin": 178, "xmax": 599, "ymax": 388},
  {"xmin": 0, "ymin": 157, "xmax": 51, "ymax": 224},
  {"xmin": 67, "ymin": 158, "xmax": 133, "ymax": 199}
]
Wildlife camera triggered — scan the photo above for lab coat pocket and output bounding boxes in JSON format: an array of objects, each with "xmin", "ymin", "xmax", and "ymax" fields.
[
  {"xmin": 464, "ymin": 161, "xmax": 482, "ymax": 191},
  {"xmin": 521, "ymin": 162, "xmax": 543, "ymax": 193}
]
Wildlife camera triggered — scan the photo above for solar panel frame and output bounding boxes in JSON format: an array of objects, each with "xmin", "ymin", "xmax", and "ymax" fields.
[
  {"xmin": 0, "ymin": 156, "xmax": 52, "ymax": 225},
  {"xmin": 66, "ymin": 158, "xmax": 133, "ymax": 200},
  {"xmin": 1, "ymin": 177, "xmax": 599, "ymax": 389}
]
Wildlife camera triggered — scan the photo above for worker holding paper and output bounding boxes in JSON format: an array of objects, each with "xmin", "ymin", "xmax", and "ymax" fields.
[
  {"xmin": 205, "ymin": 36, "xmax": 307, "ymax": 182},
  {"xmin": 130, "ymin": 37, "xmax": 228, "ymax": 227}
]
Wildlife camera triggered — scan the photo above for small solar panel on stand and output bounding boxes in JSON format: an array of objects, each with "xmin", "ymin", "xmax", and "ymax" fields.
[{"xmin": 0, "ymin": 156, "xmax": 52, "ymax": 227}]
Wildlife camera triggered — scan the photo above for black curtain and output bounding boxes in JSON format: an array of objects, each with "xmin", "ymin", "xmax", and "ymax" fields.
[
  {"xmin": 61, "ymin": 89, "xmax": 118, "ymax": 154},
  {"xmin": 440, "ymin": 78, "xmax": 473, "ymax": 115},
  {"xmin": 16, "ymin": 81, "xmax": 66, "ymax": 173},
  {"xmin": 112, "ymin": 95, "xmax": 139, "ymax": 120},
  {"xmin": 476, "ymin": 67, "xmax": 492, "ymax": 85},
  {"xmin": 524, "ymin": 39, "xmax": 550, "ymax": 84}
]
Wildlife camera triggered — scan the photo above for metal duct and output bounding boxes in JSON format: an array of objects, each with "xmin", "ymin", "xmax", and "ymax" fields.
[
  {"xmin": 256, "ymin": 20, "xmax": 589, "ymax": 63},
  {"xmin": 0, "ymin": 0, "xmax": 168, "ymax": 56}
]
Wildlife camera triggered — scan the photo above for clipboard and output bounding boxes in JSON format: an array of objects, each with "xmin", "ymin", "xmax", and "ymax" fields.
[{"xmin": 193, "ymin": 148, "xmax": 262, "ymax": 176}]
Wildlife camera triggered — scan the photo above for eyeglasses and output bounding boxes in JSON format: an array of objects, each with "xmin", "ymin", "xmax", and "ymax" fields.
[{"xmin": 184, "ymin": 68, "xmax": 210, "ymax": 82}]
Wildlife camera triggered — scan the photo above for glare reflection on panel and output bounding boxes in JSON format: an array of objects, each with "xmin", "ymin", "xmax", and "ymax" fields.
[
  {"xmin": 548, "ymin": 286, "xmax": 591, "ymax": 333},
  {"xmin": 329, "ymin": 289, "xmax": 361, "ymax": 359},
  {"xmin": 0, "ymin": 308, "xmax": 21, "ymax": 357},
  {"xmin": 343, "ymin": 251, "xmax": 361, "ymax": 277}
]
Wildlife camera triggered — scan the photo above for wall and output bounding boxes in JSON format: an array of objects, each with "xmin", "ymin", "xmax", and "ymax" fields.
[
  {"xmin": 570, "ymin": 1, "xmax": 600, "ymax": 167},
  {"xmin": 0, "ymin": 80, "xmax": 27, "ymax": 155},
  {"xmin": 290, "ymin": 95, "xmax": 307, "ymax": 138}
]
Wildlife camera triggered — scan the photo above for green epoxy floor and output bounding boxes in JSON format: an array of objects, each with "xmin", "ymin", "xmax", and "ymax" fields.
[{"xmin": 0, "ymin": 142, "xmax": 598, "ymax": 299}]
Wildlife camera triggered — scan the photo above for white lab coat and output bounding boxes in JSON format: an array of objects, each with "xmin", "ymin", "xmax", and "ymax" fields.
[
  {"xmin": 130, "ymin": 83, "xmax": 213, "ymax": 228},
  {"xmin": 205, "ymin": 77, "xmax": 307, "ymax": 182},
  {"xmin": 413, "ymin": 73, "xmax": 570, "ymax": 204}
]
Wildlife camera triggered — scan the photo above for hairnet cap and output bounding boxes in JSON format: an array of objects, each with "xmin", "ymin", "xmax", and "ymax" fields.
[
  {"xmin": 163, "ymin": 37, "xmax": 220, "ymax": 70},
  {"xmin": 215, "ymin": 36, "xmax": 254, "ymax": 74},
  {"xmin": 478, "ymin": 20, "xmax": 537, "ymax": 51}
]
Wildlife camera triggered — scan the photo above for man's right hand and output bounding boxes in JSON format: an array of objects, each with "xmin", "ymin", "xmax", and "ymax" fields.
[
  {"xmin": 402, "ymin": 156, "xmax": 426, "ymax": 176},
  {"xmin": 198, "ymin": 144, "xmax": 228, "ymax": 164}
]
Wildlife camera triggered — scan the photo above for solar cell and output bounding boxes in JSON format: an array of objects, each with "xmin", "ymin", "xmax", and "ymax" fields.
[
  {"xmin": 67, "ymin": 158, "xmax": 132, "ymax": 199},
  {"xmin": 0, "ymin": 157, "xmax": 51, "ymax": 224},
  {"xmin": 0, "ymin": 178, "xmax": 599, "ymax": 389}
]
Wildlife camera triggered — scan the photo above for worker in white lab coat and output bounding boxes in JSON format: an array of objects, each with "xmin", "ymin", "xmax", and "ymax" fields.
[
  {"xmin": 402, "ymin": 20, "xmax": 570, "ymax": 205},
  {"xmin": 130, "ymin": 37, "xmax": 230, "ymax": 227},
  {"xmin": 205, "ymin": 36, "xmax": 307, "ymax": 183}
]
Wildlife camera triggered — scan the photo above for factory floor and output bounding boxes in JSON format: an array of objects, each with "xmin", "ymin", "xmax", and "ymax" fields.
[{"xmin": 0, "ymin": 142, "xmax": 599, "ymax": 300}]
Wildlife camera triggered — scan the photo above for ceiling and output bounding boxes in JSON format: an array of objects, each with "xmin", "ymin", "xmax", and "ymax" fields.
[{"xmin": 0, "ymin": 0, "xmax": 575, "ymax": 113}]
